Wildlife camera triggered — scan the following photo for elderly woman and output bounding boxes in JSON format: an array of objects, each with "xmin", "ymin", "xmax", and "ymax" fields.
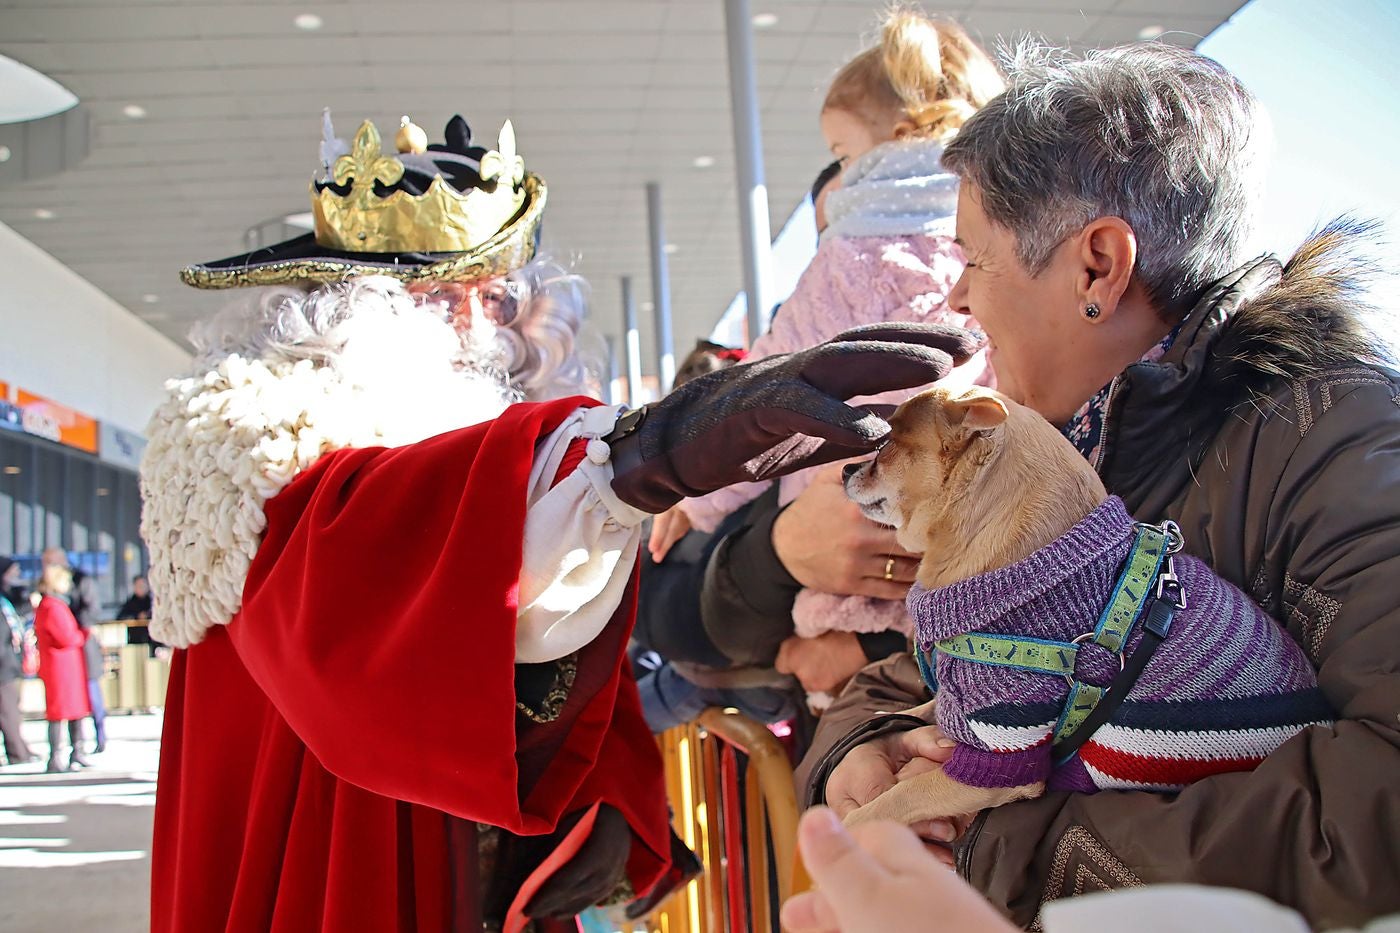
[{"xmin": 800, "ymin": 43, "xmax": 1400, "ymax": 928}]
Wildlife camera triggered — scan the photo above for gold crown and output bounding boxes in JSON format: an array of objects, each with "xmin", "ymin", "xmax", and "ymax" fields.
[{"xmin": 311, "ymin": 117, "xmax": 527, "ymax": 254}]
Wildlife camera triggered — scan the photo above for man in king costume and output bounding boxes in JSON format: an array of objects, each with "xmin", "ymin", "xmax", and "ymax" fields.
[{"xmin": 141, "ymin": 110, "xmax": 977, "ymax": 932}]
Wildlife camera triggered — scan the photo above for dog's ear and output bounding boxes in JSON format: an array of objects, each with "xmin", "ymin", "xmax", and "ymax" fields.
[{"xmin": 945, "ymin": 392, "xmax": 1008, "ymax": 433}]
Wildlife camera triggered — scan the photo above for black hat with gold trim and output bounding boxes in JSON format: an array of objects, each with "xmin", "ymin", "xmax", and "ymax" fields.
[{"xmin": 181, "ymin": 113, "xmax": 545, "ymax": 289}]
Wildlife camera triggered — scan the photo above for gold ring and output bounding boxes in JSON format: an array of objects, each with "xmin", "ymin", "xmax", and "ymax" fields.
[{"xmin": 884, "ymin": 557, "xmax": 896, "ymax": 581}]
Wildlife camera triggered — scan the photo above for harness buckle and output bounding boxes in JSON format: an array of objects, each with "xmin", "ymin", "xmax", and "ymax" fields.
[{"xmin": 1064, "ymin": 631, "xmax": 1124, "ymax": 688}]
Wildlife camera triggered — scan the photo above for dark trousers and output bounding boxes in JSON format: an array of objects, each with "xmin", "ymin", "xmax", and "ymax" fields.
[
  {"xmin": 87, "ymin": 679, "xmax": 106, "ymax": 748},
  {"xmin": 0, "ymin": 680, "xmax": 33, "ymax": 763}
]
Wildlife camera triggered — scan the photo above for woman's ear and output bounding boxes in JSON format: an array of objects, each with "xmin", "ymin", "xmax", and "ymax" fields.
[
  {"xmin": 892, "ymin": 117, "xmax": 919, "ymax": 139},
  {"xmin": 1073, "ymin": 217, "xmax": 1137, "ymax": 321}
]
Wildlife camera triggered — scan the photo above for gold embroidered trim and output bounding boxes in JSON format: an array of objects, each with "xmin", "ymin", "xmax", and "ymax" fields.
[
  {"xmin": 1249, "ymin": 561, "xmax": 1272, "ymax": 609},
  {"xmin": 1318, "ymin": 368, "xmax": 1393, "ymax": 414},
  {"xmin": 516, "ymin": 652, "xmax": 578, "ymax": 724},
  {"xmin": 1293, "ymin": 370, "xmax": 1400, "ymax": 439},
  {"xmin": 1030, "ymin": 825, "xmax": 1143, "ymax": 932},
  {"xmin": 1283, "ymin": 573, "xmax": 1340, "ymax": 661},
  {"xmin": 1291, "ymin": 380, "xmax": 1314, "ymax": 439},
  {"xmin": 181, "ymin": 174, "xmax": 545, "ymax": 289}
]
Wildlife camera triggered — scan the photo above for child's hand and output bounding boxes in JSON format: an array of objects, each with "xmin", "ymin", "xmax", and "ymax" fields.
[
  {"xmin": 648, "ymin": 508, "xmax": 693, "ymax": 563},
  {"xmin": 781, "ymin": 808, "xmax": 1017, "ymax": 933}
]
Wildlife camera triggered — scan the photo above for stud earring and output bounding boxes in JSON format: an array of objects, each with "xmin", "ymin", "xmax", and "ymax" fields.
[{"xmin": 1083, "ymin": 304, "xmax": 1101, "ymax": 320}]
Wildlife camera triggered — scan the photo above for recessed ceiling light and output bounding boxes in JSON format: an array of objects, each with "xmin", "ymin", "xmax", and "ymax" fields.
[
  {"xmin": 0, "ymin": 145, "xmax": 11, "ymax": 162},
  {"xmin": 96, "ymin": 488, "xmax": 110, "ymax": 497},
  {"xmin": 33, "ymin": 208, "xmax": 54, "ymax": 219},
  {"xmin": 1137, "ymin": 24, "xmax": 1165, "ymax": 40},
  {"xmin": 752, "ymin": 12, "xmax": 779, "ymax": 28},
  {"xmin": 294, "ymin": 12, "xmax": 324, "ymax": 30},
  {"xmin": 141, "ymin": 293, "xmax": 160, "ymax": 304},
  {"xmin": 2, "ymin": 466, "xmax": 20, "ymax": 475},
  {"xmin": 641, "ymin": 301, "xmax": 655, "ymax": 313},
  {"xmin": 692, "ymin": 155, "xmax": 716, "ymax": 169},
  {"xmin": 122, "ymin": 104, "xmax": 147, "ymax": 119},
  {"xmin": 664, "ymin": 243, "xmax": 679, "ymax": 255}
]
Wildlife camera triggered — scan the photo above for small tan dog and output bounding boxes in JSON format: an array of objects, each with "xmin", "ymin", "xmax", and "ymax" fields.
[
  {"xmin": 839, "ymin": 385, "xmax": 1329, "ymax": 826},
  {"xmin": 841, "ymin": 386, "xmax": 1105, "ymax": 825}
]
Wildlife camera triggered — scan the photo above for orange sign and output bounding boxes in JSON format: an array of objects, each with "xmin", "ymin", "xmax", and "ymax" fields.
[{"xmin": 13, "ymin": 388, "xmax": 99, "ymax": 454}]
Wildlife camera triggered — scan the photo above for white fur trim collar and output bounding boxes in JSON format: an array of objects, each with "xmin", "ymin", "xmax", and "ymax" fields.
[{"xmin": 141, "ymin": 354, "xmax": 508, "ymax": 648}]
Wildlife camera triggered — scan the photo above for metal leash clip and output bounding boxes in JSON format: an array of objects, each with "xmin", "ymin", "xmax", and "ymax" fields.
[
  {"xmin": 1155, "ymin": 557, "xmax": 1188, "ymax": 610},
  {"xmin": 1134, "ymin": 519, "xmax": 1185, "ymax": 555},
  {"xmin": 1134, "ymin": 519, "xmax": 1188, "ymax": 609}
]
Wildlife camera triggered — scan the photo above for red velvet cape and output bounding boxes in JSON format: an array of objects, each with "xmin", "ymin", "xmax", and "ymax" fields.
[{"xmin": 150, "ymin": 398, "xmax": 671, "ymax": 931}]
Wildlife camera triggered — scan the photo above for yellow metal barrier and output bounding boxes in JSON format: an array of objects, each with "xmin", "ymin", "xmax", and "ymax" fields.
[{"xmin": 642, "ymin": 708, "xmax": 808, "ymax": 933}]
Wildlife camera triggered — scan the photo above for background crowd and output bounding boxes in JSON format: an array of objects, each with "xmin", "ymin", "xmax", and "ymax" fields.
[{"xmin": 0, "ymin": 552, "xmax": 157, "ymax": 772}]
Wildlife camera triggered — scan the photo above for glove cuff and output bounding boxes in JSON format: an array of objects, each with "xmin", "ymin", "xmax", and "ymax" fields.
[{"xmin": 606, "ymin": 407, "xmax": 686, "ymax": 514}]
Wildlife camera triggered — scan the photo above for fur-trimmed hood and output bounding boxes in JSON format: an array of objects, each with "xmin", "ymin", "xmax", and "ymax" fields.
[{"xmin": 1100, "ymin": 218, "xmax": 1395, "ymax": 495}]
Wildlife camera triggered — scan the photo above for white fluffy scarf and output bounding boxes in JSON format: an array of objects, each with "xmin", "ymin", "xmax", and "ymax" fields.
[{"xmin": 142, "ymin": 314, "xmax": 514, "ymax": 648}]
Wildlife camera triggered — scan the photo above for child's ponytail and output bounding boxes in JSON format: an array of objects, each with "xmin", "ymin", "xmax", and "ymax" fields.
[{"xmin": 825, "ymin": 7, "xmax": 1003, "ymax": 143}]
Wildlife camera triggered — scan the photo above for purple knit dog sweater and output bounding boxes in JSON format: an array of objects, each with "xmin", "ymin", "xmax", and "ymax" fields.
[{"xmin": 907, "ymin": 497, "xmax": 1333, "ymax": 792}]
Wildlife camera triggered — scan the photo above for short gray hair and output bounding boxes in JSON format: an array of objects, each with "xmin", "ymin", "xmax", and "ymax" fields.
[{"xmin": 942, "ymin": 43, "xmax": 1269, "ymax": 320}]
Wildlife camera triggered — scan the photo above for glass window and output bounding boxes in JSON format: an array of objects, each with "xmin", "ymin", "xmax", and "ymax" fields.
[
  {"xmin": 96, "ymin": 463, "xmax": 121, "ymax": 609},
  {"xmin": 0, "ymin": 433, "xmax": 21, "ymax": 558},
  {"xmin": 34, "ymin": 445, "xmax": 64, "ymax": 551}
]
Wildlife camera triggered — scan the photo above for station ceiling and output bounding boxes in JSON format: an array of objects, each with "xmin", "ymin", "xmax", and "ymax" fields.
[{"xmin": 0, "ymin": 0, "xmax": 1245, "ymax": 370}]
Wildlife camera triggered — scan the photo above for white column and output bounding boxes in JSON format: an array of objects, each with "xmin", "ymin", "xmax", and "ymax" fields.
[
  {"xmin": 723, "ymin": 0, "xmax": 775, "ymax": 346},
  {"xmin": 621, "ymin": 275, "xmax": 644, "ymax": 407},
  {"xmin": 646, "ymin": 181, "xmax": 676, "ymax": 393}
]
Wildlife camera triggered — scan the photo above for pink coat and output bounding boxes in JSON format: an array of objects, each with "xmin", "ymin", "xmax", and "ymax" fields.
[
  {"xmin": 36, "ymin": 595, "xmax": 90, "ymax": 721},
  {"xmin": 682, "ymin": 231, "xmax": 989, "ymax": 538}
]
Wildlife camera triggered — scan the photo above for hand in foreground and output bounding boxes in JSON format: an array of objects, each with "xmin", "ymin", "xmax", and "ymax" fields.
[
  {"xmin": 773, "ymin": 464, "xmax": 921, "ymax": 599},
  {"xmin": 776, "ymin": 632, "xmax": 870, "ymax": 696},
  {"xmin": 525, "ymin": 804, "xmax": 631, "ymax": 919},
  {"xmin": 781, "ymin": 808, "xmax": 1018, "ymax": 933},
  {"xmin": 609, "ymin": 323, "xmax": 980, "ymax": 514}
]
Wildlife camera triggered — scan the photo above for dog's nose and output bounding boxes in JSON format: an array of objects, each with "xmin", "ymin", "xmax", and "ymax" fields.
[{"xmin": 842, "ymin": 462, "xmax": 862, "ymax": 482}]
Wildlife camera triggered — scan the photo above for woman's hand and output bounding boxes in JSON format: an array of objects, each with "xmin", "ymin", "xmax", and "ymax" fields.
[
  {"xmin": 825, "ymin": 723, "xmax": 955, "ymax": 819},
  {"xmin": 772, "ymin": 465, "xmax": 921, "ymax": 600},
  {"xmin": 781, "ymin": 808, "xmax": 1018, "ymax": 933},
  {"xmin": 648, "ymin": 507, "xmax": 693, "ymax": 563}
]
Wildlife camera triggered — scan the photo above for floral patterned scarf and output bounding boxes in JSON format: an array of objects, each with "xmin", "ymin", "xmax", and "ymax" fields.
[{"xmin": 1063, "ymin": 326, "xmax": 1180, "ymax": 464}]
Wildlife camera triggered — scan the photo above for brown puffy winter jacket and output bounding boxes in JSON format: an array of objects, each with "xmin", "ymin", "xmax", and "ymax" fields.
[{"xmin": 799, "ymin": 228, "xmax": 1400, "ymax": 930}]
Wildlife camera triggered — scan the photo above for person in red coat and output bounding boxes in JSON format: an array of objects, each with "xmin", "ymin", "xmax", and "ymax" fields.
[
  {"xmin": 34, "ymin": 564, "xmax": 91, "ymax": 773},
  {"xmin": 142, "ymin": 111, "xmax": 975, "ymax": 932}
]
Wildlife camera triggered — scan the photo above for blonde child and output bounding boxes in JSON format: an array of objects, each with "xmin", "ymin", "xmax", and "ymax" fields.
[{"xmin": 652, "ymin": 10, "xmax": 1003, "ymax": 704}]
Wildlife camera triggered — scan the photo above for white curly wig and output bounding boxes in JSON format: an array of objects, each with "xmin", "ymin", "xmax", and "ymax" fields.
[{"xmin": 142, "ymin": 256, "xmax": 595, "ymax": 647}]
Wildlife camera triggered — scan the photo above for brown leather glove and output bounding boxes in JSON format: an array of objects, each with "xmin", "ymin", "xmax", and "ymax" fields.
[
  {"xmin": 609, "ymin": 322, "xmax": 979, "ymax": 514},
  {"xmin": 524, "ymin": 804, "xmax": 632, "ymax": 919}
]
